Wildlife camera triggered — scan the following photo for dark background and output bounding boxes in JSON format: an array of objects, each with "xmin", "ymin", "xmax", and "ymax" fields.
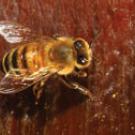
[{"xmin": 0, "ymin": 0, "xmax": 135, "ymax": 135}]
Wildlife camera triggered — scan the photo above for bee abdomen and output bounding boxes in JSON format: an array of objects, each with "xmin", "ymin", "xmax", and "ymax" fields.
[
  {"xmin": 2, "ymin": 52, "xmax": 10, "ymax": 73},
  {"xmin": 24, "ymin": 44, "xmax": 45, "ymax": 72},
  {"xmin": 2, "ymin": 44, "xmax": 45, "ymax": 75},
  {"xmin": 2, "ymin": 48, "xmax": 19, "ymax": 74},
  {"xmin": 21, "ymin": 46, "xmax": 28, "ymax": 69},
  {"xmin": 12, "ymin": 49, "xmax": 18, "ymax": 69},
  {"xmin": 14, "ymin": 45, "xmax": 28, "ymax": 74}
]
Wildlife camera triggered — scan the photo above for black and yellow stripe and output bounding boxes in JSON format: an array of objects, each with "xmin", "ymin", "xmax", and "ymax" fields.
[
  {"xmin": 17, "ymin": 45, "xmax": 28, "ymax": 75},
  {"xmin": 21, "ymin": 46, "xmax": 28, "ymax": 69},
  {"xmin": 2, "ymin": 42, "xmax": 46, "ymax": 75},
  {"xmin": 12, "ymin": 49, "xmax": 18, "ymax": 69},
  {"xmin": 9, "ymin": 48, "xmax": 18, "ymax": 74},
  {"xmin": 2, "ymin": 52, "xmax": 10, "ymax": 73},
  {"xmin": 22, "ymin": 43, "xmax": 45, "ymax": 73},
  {"xmin": 2, "ymin": 48, "xmax": 19, "ymax": 74}
]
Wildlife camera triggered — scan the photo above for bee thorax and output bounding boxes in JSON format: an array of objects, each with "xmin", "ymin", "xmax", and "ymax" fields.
[{"xmin": 49, "ymin": 45, "xmax": 74, "ymax": 64}]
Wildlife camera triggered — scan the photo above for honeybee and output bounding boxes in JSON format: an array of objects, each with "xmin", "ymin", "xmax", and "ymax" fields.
[{"xmin": 0, "ymin": 21, "xmax": 93, "ymax": 100}]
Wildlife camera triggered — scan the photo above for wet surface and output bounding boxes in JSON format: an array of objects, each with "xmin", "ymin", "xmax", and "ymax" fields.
[{"xmin": 0, "ymin": 0, "xmax": 135, "ymax": 135}]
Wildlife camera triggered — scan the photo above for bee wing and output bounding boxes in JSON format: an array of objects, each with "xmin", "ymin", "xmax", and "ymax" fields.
[
  {"xmin": 0, "ymin": 72, "xmax": 52, "ymax": 94},
  {"xmin": 0, "ymin": 21, "xmax": 36, "ymax": 44}
]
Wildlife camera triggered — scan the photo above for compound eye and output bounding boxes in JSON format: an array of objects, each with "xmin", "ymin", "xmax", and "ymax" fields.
[
  {"xmin": 74, "ymin": 40, "xmax": 84, "ymax": 50},
  {"xmin": 77, "ymin": 55, "xmax": 88, "ymax": 65}
]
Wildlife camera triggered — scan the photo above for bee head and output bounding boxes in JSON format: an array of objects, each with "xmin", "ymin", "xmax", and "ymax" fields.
[{"xmin": 73, "ymin": 38, "xmax": 92, "ymax": 69}]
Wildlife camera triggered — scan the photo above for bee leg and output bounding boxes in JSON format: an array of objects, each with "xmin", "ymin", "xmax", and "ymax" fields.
[
  {"xmin": 73, "ymin": 70, "xmax": 87, "ymax": 78},
  {"xmin": 58, "ymin": 76, "xmax": 94, "ymax": 100},
  {"xmin": 33, "ymin": 80, "xmax": 45, "ymax": 105},
  {"xmin": 52, "ymin": 34, "xmax": 60, "ymax": 39}
]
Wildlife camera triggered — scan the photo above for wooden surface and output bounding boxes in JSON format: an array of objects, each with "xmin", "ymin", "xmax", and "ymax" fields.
[{"xmin": 0, "ymin": 0, "xmax": 135, "ymax": 135}]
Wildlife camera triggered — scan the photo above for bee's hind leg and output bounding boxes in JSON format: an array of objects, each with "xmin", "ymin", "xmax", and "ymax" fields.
[
  {"xmin": 58, "ymin": 76, "xmax": 94, "ymax": 101},
  {"xmin": 33, "ymin": 80, "xmax": 45, "ymax": 105}
]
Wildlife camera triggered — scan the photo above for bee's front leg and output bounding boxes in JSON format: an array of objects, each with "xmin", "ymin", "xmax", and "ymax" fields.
[
  {"xmin": 72, "ymin": 70, "xmax": 87, "ymax": 78},
  {"xmin": 58, "ymin": 76, "xmax": 94, "ymax": 101}
]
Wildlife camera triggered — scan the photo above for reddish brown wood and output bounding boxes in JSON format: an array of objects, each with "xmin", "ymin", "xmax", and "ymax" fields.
[{"xmin": 0, "ymin": 0, "xmax": 135, "ymax": 135}]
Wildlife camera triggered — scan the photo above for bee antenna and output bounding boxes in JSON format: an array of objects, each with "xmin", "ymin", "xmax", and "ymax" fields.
[{"xmin": 89, "ymin": 30, "xmax": 103, "ymax": 48}]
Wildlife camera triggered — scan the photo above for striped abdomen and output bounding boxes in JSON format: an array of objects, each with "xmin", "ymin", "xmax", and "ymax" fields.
[{"xmin": 2, "ymin": 43, "xmax": 46, "ymax": 75}]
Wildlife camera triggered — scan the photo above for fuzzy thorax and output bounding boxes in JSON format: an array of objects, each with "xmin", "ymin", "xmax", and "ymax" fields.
[{"xmin": 48, "ymin": 44, "xmax": 75, "ymax": 75}]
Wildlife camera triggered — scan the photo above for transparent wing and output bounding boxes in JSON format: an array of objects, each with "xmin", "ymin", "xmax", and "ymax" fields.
[
  {"xmin": 0, "ymin": 21, "xmax": 36, "ymax": 44},
  {"xmin": 0, "ymin": 72, "xmax": 52, "ymax": 94}
]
